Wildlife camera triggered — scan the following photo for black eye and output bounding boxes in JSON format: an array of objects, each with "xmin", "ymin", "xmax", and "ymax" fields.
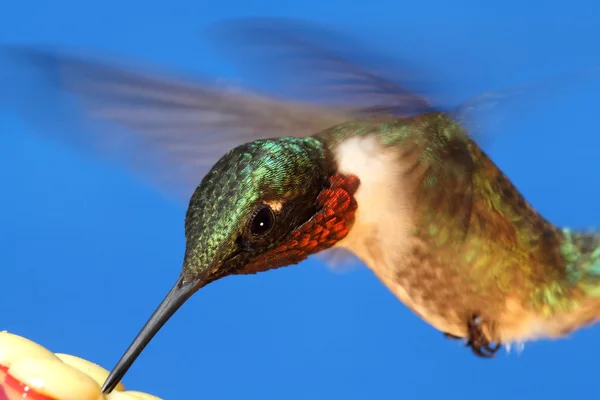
[{"xmin": 250, "ymin": 205, "xmax": 275, "ymax": 236}]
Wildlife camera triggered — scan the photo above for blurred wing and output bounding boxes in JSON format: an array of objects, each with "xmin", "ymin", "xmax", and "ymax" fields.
[
  {"xmin": 4, "ymin": 17, "xmax": 596, "ymax": 205},
  {"xmin": 0, "ymin": 46, "xmax": 354, "ymax": 202},
  {"xmin": 206, "ymin": 17, "xmax": 438, "ymax": 116},
  {"xmin": 196, "ymin": 17, "xmax": 600, "ymax": 142},
  {"xmin": 0, "ymin": 15, "xmax": 442, "ymax": 203},
  {"xmin": 451, "ymin": 66, "xmax": 600, "ymax": 142}
]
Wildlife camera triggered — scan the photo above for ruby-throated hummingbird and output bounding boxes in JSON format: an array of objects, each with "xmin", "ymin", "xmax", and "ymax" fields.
[{"xmin": 2, "ymin": 17, "xmax": 600, "ymax": 394}]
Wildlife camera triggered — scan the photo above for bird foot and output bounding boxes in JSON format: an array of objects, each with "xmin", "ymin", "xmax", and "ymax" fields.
[
  {"xmin": 466, "ymin": 314, "xmax": 501, "ymax": 358},
  {"xmin": 443, "ymin": 314, "xmax": 502, "ymax": 358}
]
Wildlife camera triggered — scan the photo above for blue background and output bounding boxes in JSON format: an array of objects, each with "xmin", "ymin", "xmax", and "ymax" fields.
[{"xmin": 2, "ymin": 1, "xmax": 600, "ymax": 399}]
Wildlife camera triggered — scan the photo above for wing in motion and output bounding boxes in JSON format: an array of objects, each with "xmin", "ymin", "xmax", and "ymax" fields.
[
  {"xmin": 1, "ymin": 17, "xmax": 596, "ymax": 202},
  {"xmin": 0, "ymin": 18, "xmax": 438, "ymax": 203}
]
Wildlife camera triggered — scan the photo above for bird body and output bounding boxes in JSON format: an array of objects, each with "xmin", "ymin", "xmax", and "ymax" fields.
[
  {"xmin": 2, "ymin": 17, "xmax": 600, "ymax": 393},
  {"xmin": 314, "ymin": 115, "xmax": 600, "ymax": 346},
  {"xmin": 185, "ymin": 106, "xmax": 600, "ymax": 349}
]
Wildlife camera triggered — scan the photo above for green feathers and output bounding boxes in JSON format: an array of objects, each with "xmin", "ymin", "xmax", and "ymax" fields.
[
  {"xmin": 182, "ymin": 137, "xmax": 330, "ymax": 282},
  {"xmin": 560, "ymin": 229, "xmax": 600, "ymax": 296}
]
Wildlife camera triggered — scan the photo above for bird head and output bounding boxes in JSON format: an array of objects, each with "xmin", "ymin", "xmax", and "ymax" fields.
[{"xmin": 101, "ymin": 136, "xmax": 360, "ymax": 393}]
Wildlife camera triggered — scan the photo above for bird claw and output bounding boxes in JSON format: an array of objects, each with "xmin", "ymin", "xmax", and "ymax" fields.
[
  {"xmin": 466, "ymin": 314, "xmax": 501, "ymax": 358},
  {"xmin": 442, "ymin": 314, "xmax": 502, "ymax": 358}
]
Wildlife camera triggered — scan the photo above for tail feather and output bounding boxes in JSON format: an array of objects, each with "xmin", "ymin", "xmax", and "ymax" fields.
[
  {"xmin": 545, "ymin": 229, "xmax": 600, "ymax": 337},
  {"xmin": 561, "ymin": 229, "xmax": 600, "ymax": 295}
]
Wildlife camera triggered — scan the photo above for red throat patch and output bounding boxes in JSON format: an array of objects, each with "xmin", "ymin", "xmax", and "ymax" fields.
[{"xmin": 242, "ymin": 173, "xmax": 360, "ymax": 274}]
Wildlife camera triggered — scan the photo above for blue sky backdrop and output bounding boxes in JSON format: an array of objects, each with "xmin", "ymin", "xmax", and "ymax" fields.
[{"xmin": 2, "ymin": 1, "xmax": 600, "ymax": 399}]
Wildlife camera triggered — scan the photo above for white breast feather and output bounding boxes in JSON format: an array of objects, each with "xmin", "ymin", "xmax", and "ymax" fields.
[{"xmin": 329, "ymin": 136, "xmax": 442, "ymax": 319}]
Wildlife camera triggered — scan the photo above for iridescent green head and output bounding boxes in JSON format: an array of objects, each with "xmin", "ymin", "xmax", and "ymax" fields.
[
  {"xmin": 101, "ymin": 137, "xmax": 360, "ymax": 394},
  {"xmin": 183, "ymin": 137, "xmax": 332, "ymax": 283}
]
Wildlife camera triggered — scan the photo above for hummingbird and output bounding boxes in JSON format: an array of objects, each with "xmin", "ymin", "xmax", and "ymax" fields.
[{"xmin": 2, "ymin": 17, "xmax": 600, "ymax": 395}]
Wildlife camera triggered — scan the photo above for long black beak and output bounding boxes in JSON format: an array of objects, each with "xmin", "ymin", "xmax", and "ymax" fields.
[{"xmin": 101, "ymin": 274, "xmax": 200, "ymax": 394}]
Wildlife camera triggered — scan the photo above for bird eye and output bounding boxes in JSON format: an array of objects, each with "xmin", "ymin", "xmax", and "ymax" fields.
[{"xmin": 249, "ymin": 205, "xmax": 275, "ymax": 236}]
